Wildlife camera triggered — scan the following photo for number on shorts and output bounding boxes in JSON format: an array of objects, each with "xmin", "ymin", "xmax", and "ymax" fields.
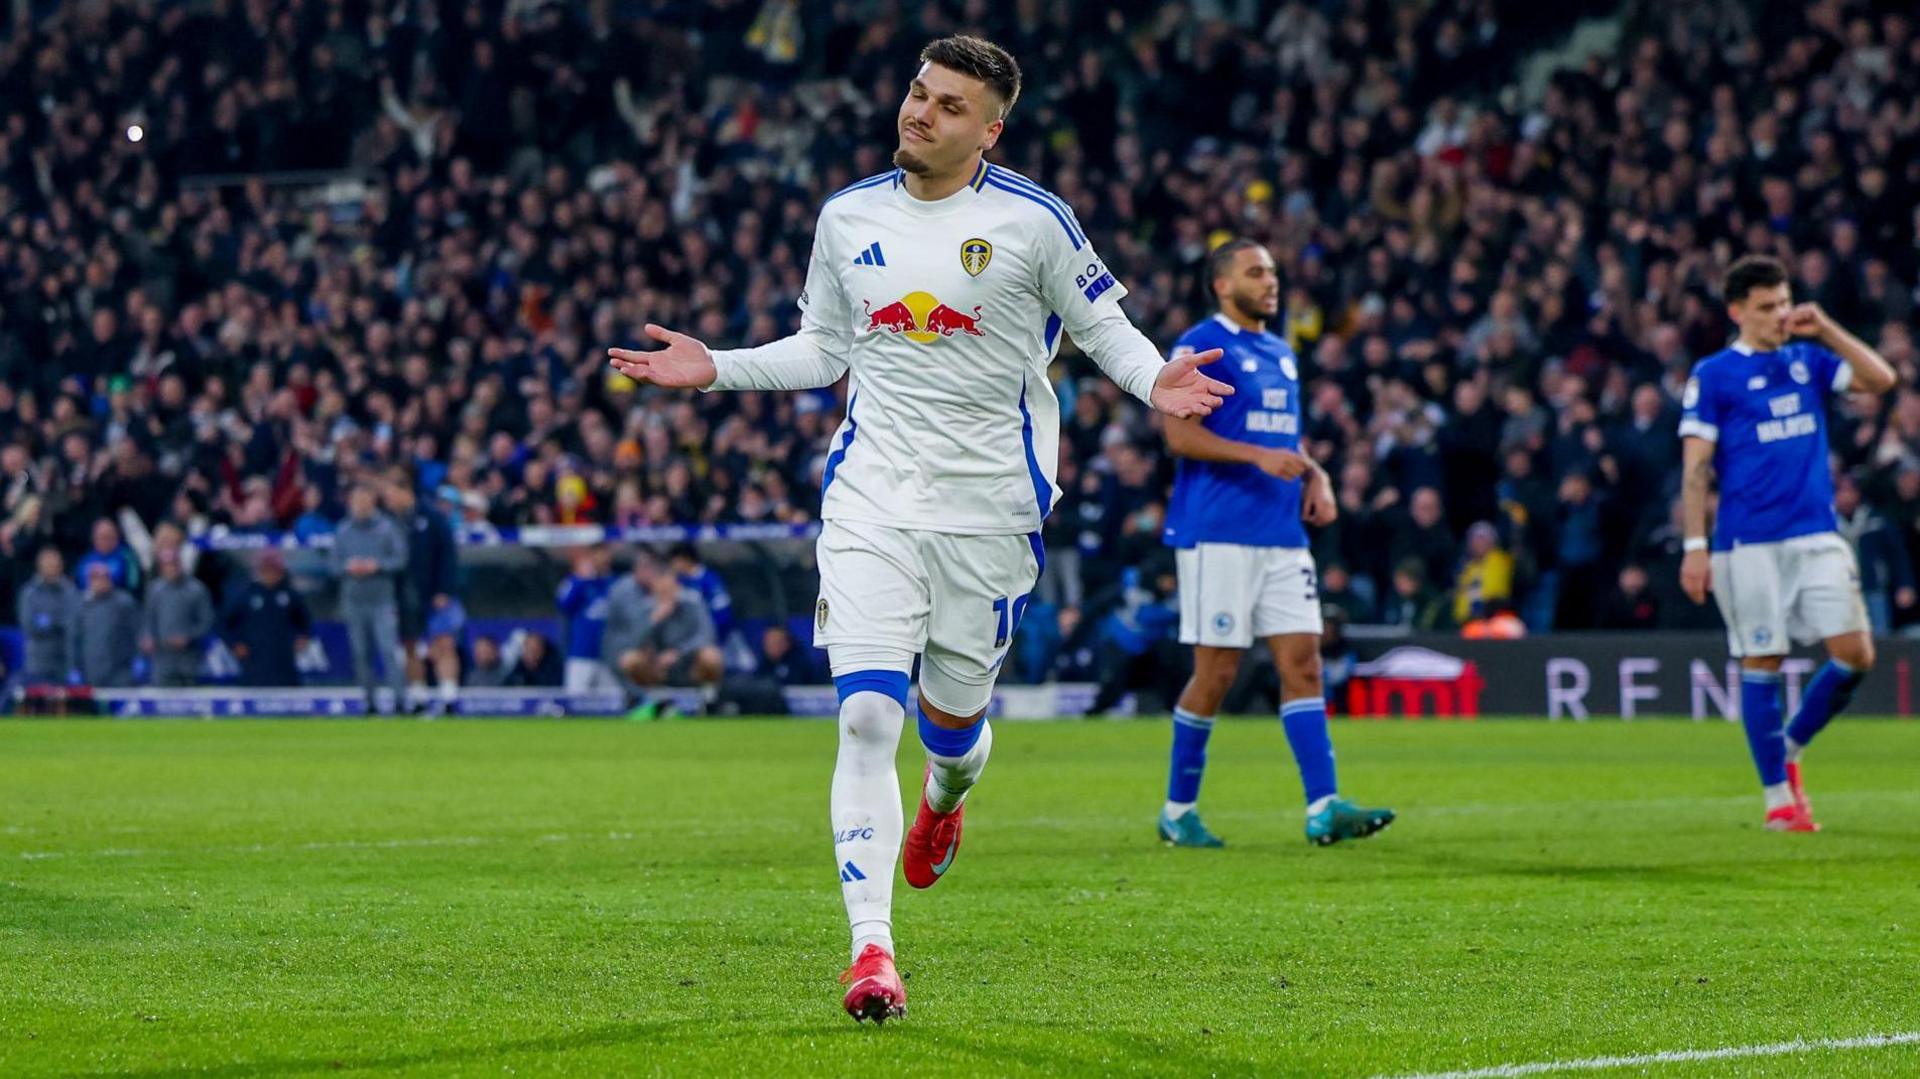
[
  {"xmin": 993, "ymin": 593, "xmax": 1034, "ymax": 649},
  {"xmin": 1303, "ymin": 566, "xmax": 1318, "ymax": 602}
]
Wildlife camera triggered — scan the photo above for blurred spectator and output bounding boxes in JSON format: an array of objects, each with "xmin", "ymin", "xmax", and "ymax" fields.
[
  {"xmin": 1835, "ymin": 474, "xmax": 1915, "ymax": 635},
  {"xmin": 1598, "ymin": 565, "xmax": 1661, "ymax": 632},
  {"xmin": 17, "ymin": 548, "xmax": 79, "ymax": 685},
  {"xmin": 331, "ymin": 485, "xmax": 409, "ymax": 710},
  {"xmin": 1318, "ymin": 562, "xmax": 1373, "ymax": 623},
  {"xmin": 72, "ymin": 562, "xmax": 140, "ymax": 688},
  {"xmin": 384, "ymin": 471, "xmax": 459, "ymax": 685},
  {"xmin": 557, "ymin": 545, "xmax": 620, "ymax": 692},
  {"xmin": 1389, "ymin": 489, "xmax": 1457, "ymax": 594},
  {"xmin": 668, "ymin": 544, "xmax": 736, "ymax": 644},
  {"xmin": 603, "ymin": 554, "xmax": 725, "ymax": 701},
  {"xmin": 463, "ymin": 636, "xmax": 513, "ymax": 688},
  {"xmin": 1553, "ymin": 472, "xmax": 1609, "ymax": 631},
  {"xmin": 1085, "ymin": 561, "xmax": 1184, "ymax": 715},
  {"xmin": 74, "ymin": 518, "xmax": 141, "ymax": 594},
  {"xmin": 505, "ymin": 633, "xmax": 563, "ymax": 688},
  {"xmin": 756, "ymin": 624, "xmax": 818, "ymax": 686},
  {"xmin": 142, "ymin": 545, "xmax": 214, "ymax": 686},
  {"xmin": 222, "ymin": 551, "xmax": 312, "ymax": 688},
  {"xmin": 1382, "ymin": 559, "xmax": 1452, "ymax": 633},
  {"xmin": 1453, "ymin": 522, "xmax": 1514, "ymax": 626}
]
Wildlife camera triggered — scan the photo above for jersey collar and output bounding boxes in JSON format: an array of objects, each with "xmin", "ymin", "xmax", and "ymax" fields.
[{"xmin": 892, "ymin": 161, "xmax": 987, "ymax": 217}]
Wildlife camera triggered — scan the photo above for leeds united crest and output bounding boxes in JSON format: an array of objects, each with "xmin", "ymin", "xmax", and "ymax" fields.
[{"xmin": 960, "ymin": 238, "xmax": 992, "ymax": 276}]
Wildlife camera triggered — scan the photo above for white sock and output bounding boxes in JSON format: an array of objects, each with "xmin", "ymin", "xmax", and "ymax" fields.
[
  {"xmin": 1163, "ymin": 800, "xmax": 1196, "ymax": 819},
  {"xmin": 1784, "ymin": 737, "xmax": 1804, "ymax": 763},
  {"xmin": 1763, "ymin": 782, "xmax": 1795, "ymax": 811},
  {"xmin": 832, "ymin": 691, "xmax": 904, "ymax": 963},
  {"xmin": 1306, "ymin": 794, "xmax": 1336, "ymax": 816},
  {"xmin": 925, "ymin": 720, "xmax": 993, "ymax": 814}
]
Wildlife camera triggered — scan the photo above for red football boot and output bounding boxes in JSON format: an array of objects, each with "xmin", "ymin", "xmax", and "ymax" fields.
[
  {"xmin": 1764, "ymin": 803, "xmax": 1820, "ymax": 833},
  {"xmin": 840, "ymin": 943, "xmax": 905, "ymax": 1024},
  {"xmin": 1785, "ymin": 761, "xmax": 1813, "ymax": 815},
  {"xmin": 902, "ymin": 768, "xmax": 964, "ymax": 890}
]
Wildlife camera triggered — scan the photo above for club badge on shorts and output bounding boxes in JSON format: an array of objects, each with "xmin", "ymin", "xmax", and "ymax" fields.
[
  {"xmin": 816, "ymin": 597, "xmax": 830, "ymax": 631},
  {"xmin": 960, "ymin": 238, "xmax": 992, "ymax": 277}
]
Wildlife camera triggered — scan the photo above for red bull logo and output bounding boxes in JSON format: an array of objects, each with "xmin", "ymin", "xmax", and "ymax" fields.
[{"xmin": 862, "ymin": 291, "xmax": 987, "ymax": 343}]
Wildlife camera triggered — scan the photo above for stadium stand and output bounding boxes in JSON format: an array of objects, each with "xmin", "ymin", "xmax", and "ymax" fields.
[{"xmin": 3, "ymin": 0, "xmax": 1919, "ymax": 702}]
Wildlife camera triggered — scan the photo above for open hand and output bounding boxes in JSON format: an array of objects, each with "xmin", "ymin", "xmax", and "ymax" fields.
[
  {"xmin": 607, "ymin": 324, "xmax": 719, "ymax": 389},
  {"xmin": 1150, "ymin": 350, "xmax": 1233, "ymax": 418}
]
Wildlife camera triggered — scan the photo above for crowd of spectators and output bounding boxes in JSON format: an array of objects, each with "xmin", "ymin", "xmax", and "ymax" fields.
[{"xmin": 5, "ymin": 0, "xmax": 1920, "ymax": 704}]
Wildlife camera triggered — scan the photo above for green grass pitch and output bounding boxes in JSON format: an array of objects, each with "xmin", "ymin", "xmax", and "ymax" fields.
[{"xmin": 3, "ymin": 717, "xmax": 1918, "ymax": 1077}]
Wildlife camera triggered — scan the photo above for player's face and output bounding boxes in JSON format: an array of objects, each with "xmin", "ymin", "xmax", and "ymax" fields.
[
  {"xmin": 895, "ymin": 63, "xmax": 1002, "ymax": 177},
  {"xmin": 1729, "ymin": 282, "xmax": 1792, "ymax": 349},
  {"xmin": 1217, "ymin": 246, "xmax": 1280, "ymax": 322}
]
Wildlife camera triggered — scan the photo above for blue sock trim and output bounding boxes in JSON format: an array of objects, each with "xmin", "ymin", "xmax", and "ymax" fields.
[
  {"xmin": 1167, "ymin": 708, "xmax": 1214, "ymax": 803},
  {"xmin": 1785, "ymin": 659, "xmax": 1866, "ymax": 749},
  {"xmin": 1279, "ymin": 697, "xmax": 1338, "ymax": 804},
  {"xmin": 835, "ymin": 670, "xmax": 910, "ymax": 709},
  {"xmin": 1739, "ymin": 672, "xmax": 1787, "ymax": 787},
  {"xmin": 918, "ymin": 707, "xmax": 983, "ymax": 758}
]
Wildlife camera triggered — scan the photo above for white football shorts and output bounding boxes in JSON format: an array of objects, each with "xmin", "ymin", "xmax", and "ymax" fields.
[
  {"xmin": 813, "ymin": 519, "xmax": 1042, "ymax": 714},
  {"xmin": 1177, "ymin": 543, "xmax": 1322, "ymax": 649},
  {"xmin": 1710, "ymin": 531, "xmax": 1869, "ymax": 657}
]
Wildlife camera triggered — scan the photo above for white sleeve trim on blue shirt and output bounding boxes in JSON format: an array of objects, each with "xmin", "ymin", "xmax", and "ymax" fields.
[
  {"xmin": 1678, "ymin": 417, "xmax": 1718, "ymax": 442},
  {"xmin": 1832, "ymin": 363, "xmax": 1853, "ymax": 393}
]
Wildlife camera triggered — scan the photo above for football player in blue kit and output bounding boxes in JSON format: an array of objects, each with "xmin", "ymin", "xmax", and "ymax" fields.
[
  {"xmin": 1156, "ymin": 239, "xmax": 1395, "ymax": 847},
  {"xmin": 1679, "ymin": 255, "xmax": 1898, "ymax": 831}
]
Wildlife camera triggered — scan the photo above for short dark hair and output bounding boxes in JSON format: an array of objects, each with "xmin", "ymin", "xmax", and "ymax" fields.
[
  {"xmin": 1207, "ymin": 238, "xmax": 1265, "ymax": 284},
  {"xmin": 920, "ymin": 36, "xmax": 1022, "ymax": 120},
  {"xmin": 1722, "ymin": 255, "xmax": 1789, "ymax": 303}
]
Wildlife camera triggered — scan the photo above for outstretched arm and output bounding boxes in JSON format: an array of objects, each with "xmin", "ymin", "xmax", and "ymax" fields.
[
  {"xmin": 609, "ymin": 226, "xmax": 852, "ymax": 392},
  {"xmin": 1070, "ymin": 308, "xmax": 1232, "ymax": 418}
]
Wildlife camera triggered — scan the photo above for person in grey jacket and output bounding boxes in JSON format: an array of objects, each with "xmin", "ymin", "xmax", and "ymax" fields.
[
  {"xmin": 142, "ymin": 545, "xmax": 214, "ymax": 687},
  {"xmin": 330, "ymin": 484, "xmax": 409, "ymax": 711},
  {"xmin": 72, "ymin": 561, "xmax": 141, "ymax": 688},
  {"xmin": 16, "ymin": 547, "xmax": 79, "ymax": 684},
  {"xmin": 602, "ymin": 554, "xmax": 724, "ymax": 694}
]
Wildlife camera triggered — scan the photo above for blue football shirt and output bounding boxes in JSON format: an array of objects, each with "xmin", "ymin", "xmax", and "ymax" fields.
[
  {"xmin": 1162, "ymin": 314, "xmax": 1309, "ymax": 550},
  {"xmin": 1678, "ymin": 340, "xmax": 1849, "ymax": 551}
]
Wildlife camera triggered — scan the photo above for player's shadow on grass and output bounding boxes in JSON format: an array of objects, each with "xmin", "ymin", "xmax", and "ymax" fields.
[
  {"xmin": 97, "ymin": 1021, "xmax": 707, "ymax": 1079},
  {"xmin": 97, "ymin": 1017, "xmax": 1260, "ymax": 1078}
]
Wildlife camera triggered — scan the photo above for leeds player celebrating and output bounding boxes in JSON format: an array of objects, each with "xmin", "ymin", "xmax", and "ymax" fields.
[
  {"xmin": 1155, "ymin": 240, "xmax": 1394, "ymax": 848},
  {"xmin": 1679, "ymin": 255, "xmax": 1897, "ymax": 832},
  {"xmin": 608, "ymin": 37, "xmax": 1231, "ymax": 1023}
]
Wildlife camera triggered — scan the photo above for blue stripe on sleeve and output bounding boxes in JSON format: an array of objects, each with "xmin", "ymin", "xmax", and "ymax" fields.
[
  {"xmin": 984, "ymin": 175, "xmax": 1083, "ymax": 249},
  {"xmin": 985, "ymin": 167, "xmax": 1086, "ymax": 246}
]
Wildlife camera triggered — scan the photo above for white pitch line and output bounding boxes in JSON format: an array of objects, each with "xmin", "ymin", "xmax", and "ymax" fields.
[{"xmin": 1374, "ymin": 1031, "xmax": 1920, "ymax": 1079}]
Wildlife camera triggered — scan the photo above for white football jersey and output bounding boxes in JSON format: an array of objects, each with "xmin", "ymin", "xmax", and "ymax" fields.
[{"xmin": 710, "ymin": 162, "xmax": 1159, "ymax": 536}]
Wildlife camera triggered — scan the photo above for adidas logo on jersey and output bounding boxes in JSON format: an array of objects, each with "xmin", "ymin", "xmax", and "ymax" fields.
[{"xmin": 852, "ymin": 242, "xmax": 887, "ymax": 267}]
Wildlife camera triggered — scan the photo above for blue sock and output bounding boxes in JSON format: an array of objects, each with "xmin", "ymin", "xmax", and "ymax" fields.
[
  {"xmin": 1739, "ymin": 671, "xmax": 1787, "ymax": 787},
  {"xmin": 1280, "ymin": 697, "xmax": 1338, "ymax": 805},
  {"xmin": 1166, "ymin": 708, "xmax": 1214, "ymax": 805},
  {"xmin": 1785, "ymin": 660, "xmax": 1863, "ymax": 752}
]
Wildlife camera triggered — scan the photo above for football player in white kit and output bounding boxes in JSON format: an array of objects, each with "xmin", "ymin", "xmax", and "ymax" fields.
[
  {"xmin": 607, "ymin": 36, "xmax": 1232, "ymax": 1023},
  {"xmin": 1678, "ymin": 255, "xmax": 1897, "ymax": 832}
]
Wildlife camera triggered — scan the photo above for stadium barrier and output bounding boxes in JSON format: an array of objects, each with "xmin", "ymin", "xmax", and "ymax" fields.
[
  {"xmin": 190, "ymin": 522, "xmax": 821, "ymax": 551},
  {"xmin": 13, "ymin": 632, "xmax": 1919, "ymax": 720},
  {"xmin": 1343, "ymin": 634, "xmax": 1920, "ymax": 720}
]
